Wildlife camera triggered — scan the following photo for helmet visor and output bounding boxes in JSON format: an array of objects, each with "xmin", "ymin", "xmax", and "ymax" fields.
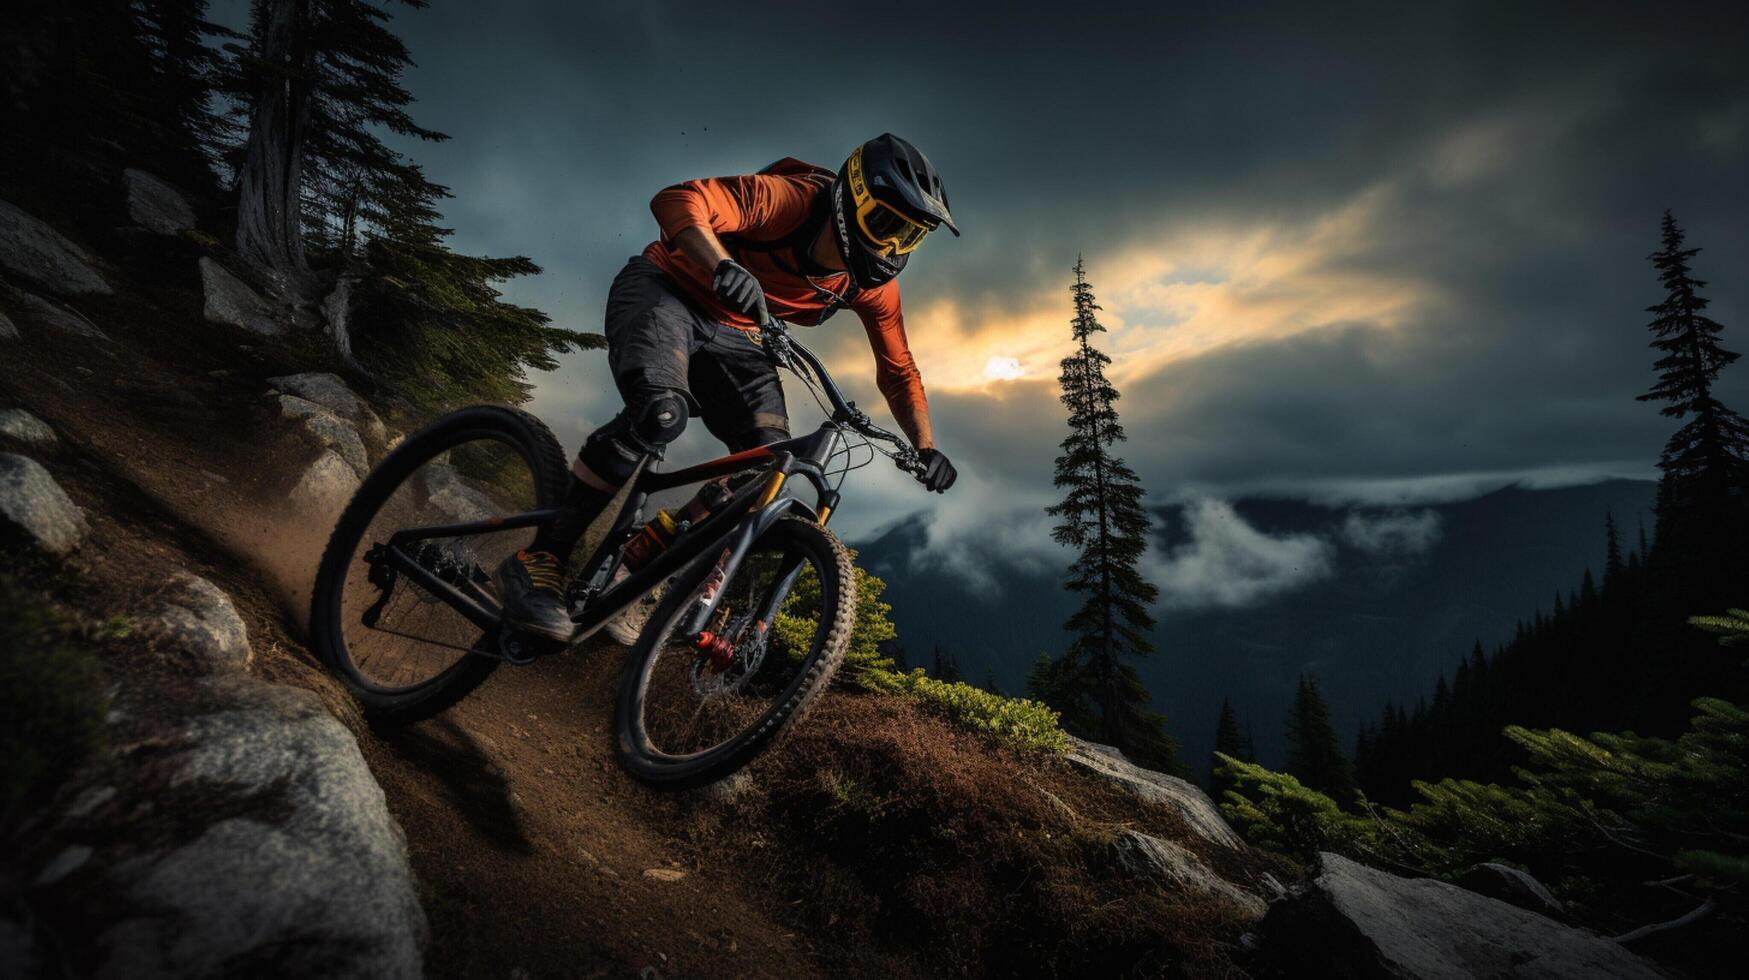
[{"xmin": 847, "ymin": 148, "xmax": 933, "ymax": 256}]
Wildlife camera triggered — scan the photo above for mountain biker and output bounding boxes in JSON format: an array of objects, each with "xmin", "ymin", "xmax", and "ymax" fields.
[{"xmin": 495, "ymin": 133, "xmax": 961, "ymax": 643}]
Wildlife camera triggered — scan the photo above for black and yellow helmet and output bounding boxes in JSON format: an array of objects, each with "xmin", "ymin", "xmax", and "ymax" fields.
[{"xmin": 831, "ymin": 133, "xmax": 958, "ymax": 289}]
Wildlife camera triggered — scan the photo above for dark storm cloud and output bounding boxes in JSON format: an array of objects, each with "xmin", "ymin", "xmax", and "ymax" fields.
[{"xmin": 212, "ymin": 0, "xmax": 1749, "ymax": 539}]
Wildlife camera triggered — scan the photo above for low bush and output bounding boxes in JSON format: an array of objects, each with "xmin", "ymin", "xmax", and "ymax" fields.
[{"xmin": 858, "ymin": 667, "xmax": 1069, "ymax": 754}]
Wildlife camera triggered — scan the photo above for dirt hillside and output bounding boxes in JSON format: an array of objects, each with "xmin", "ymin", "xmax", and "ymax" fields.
[{"xmin": 0, "ymin": 216, "xmax": 1272, "ymax": 978}]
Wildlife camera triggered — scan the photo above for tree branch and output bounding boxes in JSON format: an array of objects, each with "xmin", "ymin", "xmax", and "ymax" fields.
[{"xmin": 1612, "ymin": 898, "xmax": 1716, "ymax": 945}]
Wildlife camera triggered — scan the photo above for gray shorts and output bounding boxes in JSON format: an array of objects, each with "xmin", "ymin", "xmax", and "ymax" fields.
[{"xmin": 603, "ymin": 255, "xmax": 789, "ymax": 450}]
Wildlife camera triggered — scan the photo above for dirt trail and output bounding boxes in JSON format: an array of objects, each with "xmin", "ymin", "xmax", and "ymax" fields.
[{"xmin": 1, "ymin": 324, "xmax": 841, "ymax": 979}]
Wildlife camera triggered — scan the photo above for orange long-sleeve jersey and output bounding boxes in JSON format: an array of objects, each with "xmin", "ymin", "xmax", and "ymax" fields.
[{"xmin": 640, "ymin": 162, "xmax": 931, "ymax": 446}]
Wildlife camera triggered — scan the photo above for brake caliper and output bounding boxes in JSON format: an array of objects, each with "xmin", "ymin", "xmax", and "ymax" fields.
[{"xmin": 693, "ymin": 631, "xmax": 737, "ymax": 674}]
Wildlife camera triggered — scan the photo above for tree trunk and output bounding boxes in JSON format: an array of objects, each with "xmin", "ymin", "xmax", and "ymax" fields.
[{"xmin": 234, "ymin": 0, "xmax": 313, "ymax": 296}]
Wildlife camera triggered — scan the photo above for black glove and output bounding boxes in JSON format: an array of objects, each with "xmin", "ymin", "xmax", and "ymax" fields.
[
  {"xmin": 918, "ymin": 448, "xmax": 957, "ymax": 493},
  {"xmin": 712, "ymin": 259, "xmax": 768, "ymax": 321}
]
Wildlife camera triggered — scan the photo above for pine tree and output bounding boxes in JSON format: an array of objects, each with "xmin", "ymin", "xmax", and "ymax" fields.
[
  {"xmin": 228, "ymin": 0, "xmax": 596, "ymax": 404},
  {"xmin": 1636, "ymin": 211, "xmax": 1749, "ymax": 592},
  {"xmin": 1285, "ymin": 675, "xmax": 1357, "ymax": 805},
  {"xmin": 932, "ymin": 645, "xmax": 963, "ymax": 684},
  {"xmin": 1041, "ymin": 257, "xmax": 1179, "ymax": 772},
  {"xmin": 1211, "ymin": 698, "xmax": 1245, "ymax": 796}
]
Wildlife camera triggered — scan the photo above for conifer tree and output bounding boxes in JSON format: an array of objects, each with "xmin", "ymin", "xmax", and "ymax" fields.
[
  {"xmin": 1636, "ymin": 211, "xmax": 1749, "ymax": 587},
  {"xmin": 229, "ymin": 0, "xmax": 596, "ymax": 404},
  {"xmin": 1211, "ymin": 698, "xmax": 1245, "ymax": 796},
  {"xmin": 932, "ymin": 645, "xmax": 963, "ymax": 684},
  {"xmin": 1285, "ymin": 675, "xmax": 1357, "ymax": 805},
  {"xmin": 1042, "ymin": 257, "xmax": 1179, "ymax": 772}
]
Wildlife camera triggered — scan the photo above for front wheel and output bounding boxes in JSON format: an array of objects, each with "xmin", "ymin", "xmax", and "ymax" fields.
[{"xmin": 615, "ymin": 517, "xmax": 855, "ymax": 788}]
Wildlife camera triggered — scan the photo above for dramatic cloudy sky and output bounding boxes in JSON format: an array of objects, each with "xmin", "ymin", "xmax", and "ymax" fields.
[{"xmin": 227, "ymin": 1, "xmax": 1749, "ymax": 603}]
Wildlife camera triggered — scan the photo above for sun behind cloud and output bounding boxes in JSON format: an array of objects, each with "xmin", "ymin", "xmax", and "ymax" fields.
[{"xmin": 982, "ymin": 355, "xmax": 1025, "ymax": 382}]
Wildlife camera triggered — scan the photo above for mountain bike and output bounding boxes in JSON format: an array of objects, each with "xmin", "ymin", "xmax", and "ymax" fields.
[{"xmin": 309, "ymin": 315, "xmax": 928, "ymax": 788}]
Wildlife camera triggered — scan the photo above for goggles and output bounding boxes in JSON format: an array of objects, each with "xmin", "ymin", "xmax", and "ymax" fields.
[{"xmin": 847, "ymin": 148, "xmax": 935, "ymax": 256}]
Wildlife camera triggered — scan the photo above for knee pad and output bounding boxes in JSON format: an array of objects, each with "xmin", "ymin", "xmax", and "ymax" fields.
[{"xmin": 578, "ymin": 391, "xmax": 690, "ymax": 484}]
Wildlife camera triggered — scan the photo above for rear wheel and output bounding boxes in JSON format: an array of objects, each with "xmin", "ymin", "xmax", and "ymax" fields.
[
  {"xmin": 615, "ymin": 517, "xmax": 855, "ymax": 788},
  {"xmin": 310, "ymin": 405, "xmax": 569, "ymax": 721}
]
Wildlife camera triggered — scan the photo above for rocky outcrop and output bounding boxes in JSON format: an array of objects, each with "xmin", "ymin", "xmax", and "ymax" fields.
[
  {"xmin": 267, "ymin": 372, "xmax": 387, "ymax": 445},
  {"xmin": 122, "ymin": 169, "xmax": 196, "ymax": 236},
  {"xmin": 288, "ymin": 450, "xmax": 361, "ymax": 517},
  {"xmin": 94, "ymin": 678, "xmax": 426, "ymax": 979},
  {"xmin": 1112, "ymin": 829, "xmax": 1266, "ymax": 916},
  {"xmin": 1457, "ymin": 862, "xmax": 1568, "ymax": 921},
  {"xmin": 1260, "ymin": 852, "xmax": 1662, "ymax": 979},
  {"xmin": 0, "ymin": 200, "xmax": 111, "ymax": 294},
  {"xmin": 419, "ymin": 461, "xmax": 500, "ymax": 522},
  {"xmin": 1065, "ymin": 737, "xmax": 1245, "ymax": 849},
  {"xmin": 153, "ymin": 574, "xmax": 253, "ymax": 674},
  {"xmin": 0, "ymin": 408, "xmax": 57, "ymax": 446},
  {"xmin": 277, "ymin": 394, "xmax": 369, "ymax": 478},
  {"xmin": 6, "ymin": 288, "xmax": 111, "ymax": 340},
  {"xmin": 0, "ymin": 453, "xmax": 88, "ymax": 555},
  {"xmin": 199, "ymin": 257, "xmax": 284, "ymax": 336}
]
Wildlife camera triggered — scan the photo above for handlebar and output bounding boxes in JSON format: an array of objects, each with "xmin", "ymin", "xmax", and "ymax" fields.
[{"xmin": 757, "ymin": 315, "xmax": 928, "ymax": 480}]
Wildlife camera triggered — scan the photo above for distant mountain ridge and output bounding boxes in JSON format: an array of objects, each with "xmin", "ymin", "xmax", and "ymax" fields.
[{"xmin": 854, "ymin": 479, "xmax": 1658, "ymax": 782}]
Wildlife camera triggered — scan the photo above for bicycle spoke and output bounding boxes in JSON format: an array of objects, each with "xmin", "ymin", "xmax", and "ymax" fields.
[{"xmin": 337, "ymin": 437, "xmax": 539, "ymax": 692}]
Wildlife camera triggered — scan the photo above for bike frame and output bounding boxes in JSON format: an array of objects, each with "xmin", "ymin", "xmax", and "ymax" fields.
[{"xmin": 370, "ymin": 317, "xmax": 913, "ymax": 656}]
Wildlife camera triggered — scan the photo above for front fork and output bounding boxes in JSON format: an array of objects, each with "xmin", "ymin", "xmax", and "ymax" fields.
[{"xmin": 675, "ymin": 479, "xmax": 839, "ymax": 642}]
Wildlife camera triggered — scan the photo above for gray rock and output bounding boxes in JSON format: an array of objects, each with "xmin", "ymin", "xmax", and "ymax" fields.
[
  {"xmin": 288, "ymin": 450, "xmax": 359, "ymax": 517},
  {"xmin": 122, "ymin": 169, "xmax": 196, "ymax": 235},
  {"xmin": 6, "ymin": 289, "xmax": 110, "ymax": 340},
  {"xmin": 0, "ymin": 918, "xmax": 37, "ymax": 980},
  {"xmin": 267, "ymin": 372, "xmax": 386, "ymax": 445},
  {"xmin": 155, "ymin": 573, "xmax": 253, "ymax": 674},
  {"xmin": 0, "ymin": 199, "xmax": 110, "ymax": 294},
  {"xmin": 1457, "ymin": 862, "xmax": 1568, "ymax": 920},
  {"xmin": 1112, "ymin": 829, "xmax": 1266, "ymax": 916},
  {"xmin": 1261, "ymin": 852, "xmax": 1663, "ymax": 979},
  {"xmin": 277, "ymin": 394, "xmax": 369, "ymax": 477},
  {"xmin": 0, "ymin": 453, "xmax": 88, "ymax": 555},
  {"xmin": 1065, "ymin": 737, "xmax": 1244, "ymax": 849},
  {"xmin": 0, "ymin": 309, "xmax": 16, "ymax": 339},
  {"xmin": 419, "ymin": 461, "xmax": 501, "ymax": 522},
  {"xmin": 0, "ymin": 408, "xmax": 56, "ymax": 446},
  {"xmin": 34, "ymin": 845, "xmax": 93, "ymax": 887},
  {"xmin": 199, "ymin": 257, "xmax": 284, "ymax": 336},
  {"xmin": 96, "ymin": 678, "xmax": 425, "ymax": 980}
]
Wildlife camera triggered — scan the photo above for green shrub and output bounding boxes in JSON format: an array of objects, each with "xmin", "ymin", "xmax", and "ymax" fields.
[
  {"xmin": 774, "ymin": 548, "xmax": 898, "ymax": 674},
  {"xmin": 0, "ymin": 573, "xmax": 106, "ymax": 813},
  {"xmin": 859, "ymin": 667, "xmax": 1069, "ymax": 754},
  {"xmin": 1214, "ymin": 753, "xmax": 1378, "ymax": 862}
]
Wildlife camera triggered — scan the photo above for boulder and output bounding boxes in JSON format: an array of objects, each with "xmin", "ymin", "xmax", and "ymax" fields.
[
  {"xmin": 288, "ymin": 450, "xmax": 360, "ymax": 517},
  {"xmin": 154, "ymin": 573, "xmax": 252, "ymax": 674},
  {"xmin": 6, "ymin": 289, "xmax": 110, "ymax": 340},
  {"xmin": 0, "ymin": 453, "xmax": 88, "ymax": 555},
  {"xmin": 1456, "ymin": 863, "xmax": 1568, "ymax": 921},
  {"xmin": 122, "ymin": 169, "xmax": 196, "ymax": 235},
  {"xmin": 277, "ymin": 394, "xmax": 369, "ymax": 477},
  {"xmin": 1065, "ymin": 737, "xmax": 1245, "ymax": 849},
  {"xmin": 0, "ymin": 309, "xmax": 16, "ymax": 339},
  {"xmin": 419, "ymin": 461, "xmax": 501, "ymax": 522},
  {"xmin": 0, "ymin": 200, "xmax": 111, "ymax": 294},
  {"xmin": 0, "ymin": 408, "xmax": 57, "ymax": 446},
  {"xmin": 267, "ymin": 372, "xmax": 386, "ymax": 445},
  {"xmin": 1112, "ymin": 829, "xmax": 1266, "ymax": 916},
  {"xmin": 199, "ymin": 257, "xmax": 284, "ymax": 336},
  {"xmin": 1260, "ymin": 852, "xmax": 1663, "ymax": 979},
  {"xmin": 95, "ymin": 678, "xmax": 425, "ymax": 979}
]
